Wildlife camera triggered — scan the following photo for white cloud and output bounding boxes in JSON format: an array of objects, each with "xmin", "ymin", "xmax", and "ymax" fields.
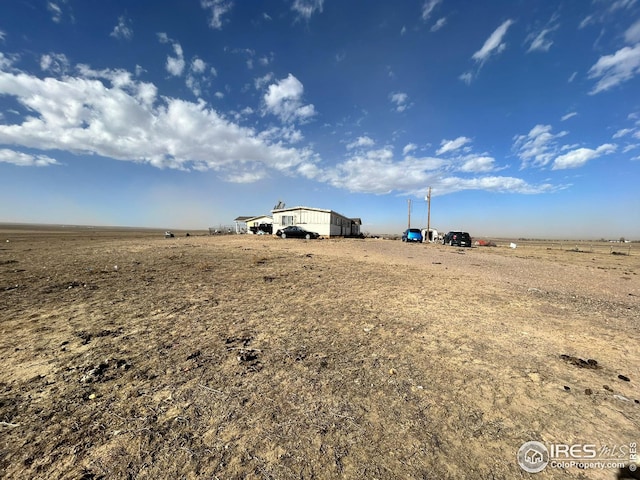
[
  {"xmin": 0, "ymin": 30, "xmax": 6, "ymax": 42},
  {"xmin": 46, "ymin": 1, "xmax": 74, "ymax": 23},
  {"xmin": 259, "ymin": 55, "xmax": 271, "ymax": 66},
  {"xmin": 47, "ymin": 2, "xmax": 63, "ymax": 23},
  {"xmin": 325, "ymin": 148, "xmax": 552, "ymax": 196},
  {"xmin": 431, "ymin": 17, "xmax": 447, "ymax": 32},
  {"xmin": 610, "ymin": 0, "xmax": 637, "ymax": 12},
  {"xmin": 472, "ymin": 19, "xmax": 514, "ymax": 64},
  {"xmin": 201, "ymin": 0, "xmax": 233, "ymax": 29},
  {"xmin": 295, "ymin": 104, "xmax": 316, "ymax": 118},
  {"xmin": 437, "ymin": 136, "xmax": 471, "ymax": 155},
  {"xmin": 111, "ymin": 15, "xmax": 133, "ymax": 40},
  {"xmin": 513, "ymin": 124, "xmax": 569, "ymax": 168},
  {"xmin": 259, "ymin": 125, "xmax": 304, "ymax": 144},
  {"xmin": 403, "ymin": 143, "xmax": 417, "ymax": 155},
  {"xmin": 527, "ymin": 28, "xmax": 555, "ymax": 53},
  {"xmin": 0, "ymin": 66, "xmax": 320, "ymax": 179},
  {"xmin": 346, "ymin": 136, "xmax": 375, "ymax": 150},
  {"xmin": 459, "ymin": 71, "xmax": 473, "ymax": 84},
  {"xmin": 186, "ymin": 58, "xmax": 209, "ymax": 97},
  {"xmin": 526, "ymin": 14, "xmax": 559, "ymax": 53},
  {"xmin": 579, "ymin": 15, "xmax": 594, "ymax": 29},
  {"xmin": 613, "ymin": 128, "xmax": 633, "ymax": 138},
  {"xmin": 224, "ymin": 169, "xmax": 267, "ymax": 183},
  {"xmin": 561, "ymin": 112, "xmax": 577, "ymax": 121},
  {"xmin": 325, "ymin": 149, "xmax": 443, "ymax": 194},
  {"xmin": 166, "ymin": 43, "xmax": 185, "ymax": 77},
  {"xmin": 389, "ymin": 92, "xmax": 411, "ymax": 112},
  {"xmin": 437, "ymin": 175, "xmax": 557, "ymax": 194},
  {"xmin": 0, "ymin": 148, "xmax": 60, "ymax": 167},
  {"xmin": 552, "ymin": 144, "xmax": 616, "ymax": 170},
  {"xmin": 625, "ymin": 19, "xmax": 640, "ymax": 44},
  {"xmin": 588, "ymin": 44, "xmax": 640, "ymax": 94},
  {"xmin": 461, "ymin": 19, "xmax": 514, "ymax": 84},
  {"xmin": 568, "ymin": 71, "xmax": 577, "ymax": 83},
  {"xmin": 291, "ymin": 0, "xmax": 324, "ymax": 20},
  {"xmin": 185, "ymin": 76, "xmax": 201, "ymax": 97},
  {"xmin": 191, "ymin": 58, "xmax": 206, "ymax": 74},
  {"xmin": 40, "ymin": 53, "xmax": 70, "ymax": 74},
  {"xmin": 580, "ymin": 1, "xmax": 637, "ymax": 30},
  {"xmin": 158, "ymin": 34, "xmax": 186, "ymax": 77},
  {"xmin": 390, "ymin": 93, "xmax": 407, "ymax": 104},
  {"xmin": 421, "ymin": 0, "xmax": 441, "ymax": 21},
  {"xmin": 254, "ymin": 72, "xmax": 274, "ymax": 90},
  {"xmin": 459, "ymin": 155, "xmax": 496, "ymax": 172},
  {"xmin": 263, "ymin": 74, "xmax": 316, "ymax": 123}
]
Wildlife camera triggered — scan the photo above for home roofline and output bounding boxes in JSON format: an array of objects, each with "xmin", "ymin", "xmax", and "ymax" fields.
[
  {"xmin": 243, "ymin": 215, "xmax": 273, "ymax": 223},
  {"xmin": 271, "ymin": 206, "xmax": 332, "ymax": 214}
]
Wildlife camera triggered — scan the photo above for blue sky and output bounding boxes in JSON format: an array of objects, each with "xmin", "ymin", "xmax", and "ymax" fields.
[{"xmin": 0, "ymin": 0, "xmax": 639, "ymax": 238}]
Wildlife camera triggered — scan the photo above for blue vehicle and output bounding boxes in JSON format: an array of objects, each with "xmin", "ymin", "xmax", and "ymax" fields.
[{"xmin": 402, "ymin": 228, "xmax": 423, "ymax": 243}]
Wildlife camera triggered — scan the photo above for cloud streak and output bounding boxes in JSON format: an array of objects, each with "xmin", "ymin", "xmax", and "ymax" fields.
[
  {"xmin": 291, "ymin": 0, "xmax": 324, "ymax": 20},
  {"xmin": 588, "ymin": 44, "xmax": 640, "ymax": 94},
  {"xmin": 437, "ymin": 136, "xmax": 471, "ymax": 155},
  {"xmin": 421, "ymin": 0, "xmax": 441, "ymax": 22},
  {"xmin": 472, "ymin": 19, "xmax": 514, "ymax": 64},
  {"xmin": 0, "ymin": 148, "xmax": 60, "ymax": 167},
  {"xmin": 462, "ymin": 19, "xmax": 514, "ymax": 83}
]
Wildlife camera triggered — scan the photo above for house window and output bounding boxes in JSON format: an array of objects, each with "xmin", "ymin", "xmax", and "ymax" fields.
[{"xmin": 282, "ymin": 215, "xmax": 294, "ymax": 226}]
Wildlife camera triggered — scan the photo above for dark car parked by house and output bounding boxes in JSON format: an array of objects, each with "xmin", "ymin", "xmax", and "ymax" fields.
[
  {"xmin": 275, "ymin": 226, "xmax": 320, "ymax": 239},
  {"xmin": 402, "ymin": 228, "xmax": 423, "ymax": 243},
  {"xmin": 442, "ymin": 231, "xmax": 472, "ymax": 247},
  {"xmin": 250, "ymin": 223, "xmax": 273, "ymax": 235}
]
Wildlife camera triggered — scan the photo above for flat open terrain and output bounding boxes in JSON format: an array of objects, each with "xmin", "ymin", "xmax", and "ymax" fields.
[{"xmin": 1, "ymin": 226, "xmax": 639, "ymax": 479}]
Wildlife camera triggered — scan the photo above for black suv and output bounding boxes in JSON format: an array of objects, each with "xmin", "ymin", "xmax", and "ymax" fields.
[{"xmin": 442, "ymin": 231, "xmax": 471, "ymax": 247}]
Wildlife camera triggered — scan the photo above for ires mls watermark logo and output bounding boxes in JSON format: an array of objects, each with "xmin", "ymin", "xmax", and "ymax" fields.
[
  {"xmin": 517, "ymin": 440, "xmax": 637, "ymax": 473},
  {"xmin": 517, "ymin": 441, "xmax": 549, "ymax": 473}
]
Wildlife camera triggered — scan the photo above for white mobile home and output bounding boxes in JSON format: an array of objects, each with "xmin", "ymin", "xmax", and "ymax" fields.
[{"xmin": 272, "ymin": 206, "xmax": 361, "ymax": 237}]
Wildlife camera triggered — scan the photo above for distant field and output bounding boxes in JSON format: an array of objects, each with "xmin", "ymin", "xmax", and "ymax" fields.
[
  {"xmin": 490, "ymin": 237, "xmax": 637, "ymax": 252},
  {"xmin": 1, "ymin": 227, "xmax": 638, "ymax": 479}
]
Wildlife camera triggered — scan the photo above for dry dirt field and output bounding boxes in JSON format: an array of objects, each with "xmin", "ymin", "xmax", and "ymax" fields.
[{"xmin": 1, "ymin": 226, "xmax": 639, "ymax": 480}]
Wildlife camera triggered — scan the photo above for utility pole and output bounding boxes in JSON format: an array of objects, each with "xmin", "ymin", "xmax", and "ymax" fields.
[
  {"xmin": 407, "ymin": 199, "xmax": 411, "ymax": 229},
  {"xmin": 426, "ymin": 186, "xmax": 431, "ymax": 242}
]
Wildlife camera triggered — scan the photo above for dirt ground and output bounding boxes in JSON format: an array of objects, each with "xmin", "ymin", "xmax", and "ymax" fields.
[{"xmin": 1, "ymin": 226, "xmax": 638, "ymax": 479}]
